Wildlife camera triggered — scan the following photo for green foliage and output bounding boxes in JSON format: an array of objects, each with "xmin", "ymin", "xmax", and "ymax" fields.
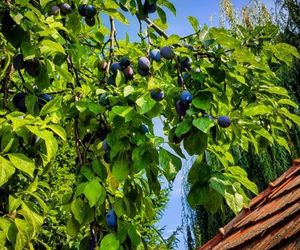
[{"xmin": 0, "ymin": 0, "xmax": 300, "ymax": 249}]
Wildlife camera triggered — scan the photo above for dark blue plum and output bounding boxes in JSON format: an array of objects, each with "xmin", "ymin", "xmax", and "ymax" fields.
[
  {"xmin": 13, "ymin": 54, "xmax": 24, "ymax": 70},
  {"xmin": 86, "ymin": 5, "xmax": 96, "ymax": 17},
  {"xmin": 13, "ymin": 93, "xmax": 27, "ymax": 112},
  {"xmin": 106, "ymin": 209, "xmax": 117, "ymax": 228},
  {"xmin": 180, "ymin": 57, "xmax": 192, "ymax": 71},
  {"xmin": 24, "ymin": 60, "xmax": 40, "ymax": 77},
  {"xmin": 107, "ymin": 75, "xmax": 115, "ymax": 85},
  {"xmin": 110, "ymin": 62, "xmax": 122, "ymax": 74},
  {"xmin": 139, "ymin": 124, "xmax": 149, "ymax": 134},
  {"xmin": 150, "ymin": 89, "xmax": 164, "ymax": 101},
  {"xmin": 143, "ymin": 0, "xmax": 157, "ymax": 13},
  {"xmin": 50, "ymin": 5, "xmax": 60, "ymax": 16},
  {"xmin": 179, "ymin": 90, "xmax": 193, "ymax": 104},
  {"xmin": 123, "ymin": 66, "xmax": 134, "ymax": 79},
  {"xmin": 78, "ymin": 4, "xmax": 87, "ymax": 16},
  {"xmin": 138, "ymin": 57, "xmax": 150, "ymax": 70},
  {"xmin": 218, "ymin": 116, "xmax": 231, "ymax": 128},
  {"xmin": 60, "ymin": 3, "xmax": 72, "ymax": 15},
  {"xmin": 85, "ymin": 16, "xmax": 95, "ymax": 27},
  {"xmin": 149, "ymin": 49, "xmax": 161, "ymax": 61},
  {"xmin": 175, "ymin": 100, "xmax": 189, "ymax": 116},
  {"xmin": 40, "ymin": 93, "xmax": 52, "ymax": 101},
  {"xmin": 120, "ymin": 57, "xmax": 131, "ymax": 69},
  {"xmin": 138, "ymin": 68, "xmax": 149, "ymax": 76},
  {"xmin": 160, "ymin": 46, "xmax": 174, "ymax": 60}
]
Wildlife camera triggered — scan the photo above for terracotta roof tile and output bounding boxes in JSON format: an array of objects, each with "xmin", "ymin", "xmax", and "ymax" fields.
[{"xmin": 198, "ymin": 159, "xmax": 300, "ymax": 250}]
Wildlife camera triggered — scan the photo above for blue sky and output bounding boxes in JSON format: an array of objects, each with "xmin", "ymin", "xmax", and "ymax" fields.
[
  {"xmin": 110, "ymin": 0, "xmax": 275, "ymax": 40},
  {"xmin": 106, "ymin": 1, "xmax": 275, "ymax": 249}
]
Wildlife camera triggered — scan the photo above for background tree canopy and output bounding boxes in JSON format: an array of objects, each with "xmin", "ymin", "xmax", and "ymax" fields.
[{"xmin": 0, "ymin": 0, "xmax": 299, "ymax": 249}]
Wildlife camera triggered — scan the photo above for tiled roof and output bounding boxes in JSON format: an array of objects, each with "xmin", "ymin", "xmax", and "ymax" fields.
[{"xmin": 198, "ymin": 159, "xmax": 300, "ymax": 250}]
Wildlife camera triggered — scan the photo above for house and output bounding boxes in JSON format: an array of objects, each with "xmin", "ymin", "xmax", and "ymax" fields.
[{"xmin": 198, "ymin": 159, "xmax": 300, "ymax": 250}]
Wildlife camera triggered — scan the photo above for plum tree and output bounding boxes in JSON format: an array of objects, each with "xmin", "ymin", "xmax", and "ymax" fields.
[{"xmin": 0, "ymin": 1, "xmax": 299, "ymax": 249}]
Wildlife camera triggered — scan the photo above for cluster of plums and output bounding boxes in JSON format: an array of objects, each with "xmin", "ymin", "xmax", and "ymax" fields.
[
  {"xmin": 78, "ymin": 4, "xmax": 97, "ymax": 26},
  {"xmin": 50, "ymin": 3, "xmax": 72, "ymax": 16},
  {"xmin": 50, "ymin": 2, "xmax": 98, "ymax": 27},
  {"xmin": 13, "ymin": 54, "xmax": 40, "ymax": 77},
  {"xmin": 12, "ymin": 92, "xmax": 51, "ymax": 113}
]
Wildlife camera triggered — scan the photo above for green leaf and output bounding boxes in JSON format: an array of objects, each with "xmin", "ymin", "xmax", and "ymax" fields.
[
  {"xmin": 183, "ymin": 130, "xmax": 207, "ymax": 155},
  {"xmin": 127, "ymin": 224, "xmax": 141, "ymax": 247},
  {"xmin": 36, "ymin": 63, "xmax": 50, "ymax": 89},
  {"xmin": 40, "ymin": 40, "xmax": 65, "ymax": 55},
  {"xmin": 260, "ymin": 86, "xmax": 289, "ymax": 96},
  {"xmin": 8, "ymin": 153, "xmax": 35, "ymax": 178},
  {"xmin": 40, "ymin": 0, "xmax": 53, "ymax": 8},
  {"xmin": 193, "ymin": 117, "xmax": 214, "ymax": 133},
  {"xmin": 112, "ymin": 153, "xmax": 130, "ymax": 182},
  {"xmin": 162, "ymin": 1, "xmax": 176, "ymax": 16},
  {"xmin": 102, "ymin": 9, "xmax": 128, "ymax": 24},
  {"xmin": 187, "ymin": 16, "xmax": 199, "ymax": 32},
  {"xmin": 26, "ymin": 126, "xmax": 58, "ymax": 165},
  {"xmin": 210, "ymin": 28, "xmax": 241, "ymax": 49},
  {"xmin": 83, "ymin": 180, "xmax": 106, "ymax": 207},
  {"xmin": 21, "ymin": 42, "xmax": 36, "ymax": 60},
  {"xmin": 243, "ymin": 105, "xmax": 273, "ymax": 116},
  {"xmin": 279, "ymin": 108, "xmax": 300, "ymax": 126},
  {"xmin": 187, "ymin": 183, "xmax": 209, "ymax": 208},
  {"xmin": 100, "ymin": 234, "xmax": 120, "ymax": 250},
  {"xmin": 25, "ymin": 95, "xmax": 38, "ymax": 115},
  {"xmin": 0, "ymin": 156, "xmax": 15, "ymax": 187},
  {"xmin": 47, "ymin": 125, "xmax": 67, "ymax": 141},
  {"xmin": 111, "ymin": 106, "xmax": 134, "ymax": 122},
  {"xmin": 66, "ymin": 217, "xmax": 79, "ymax": 238},
  {"xmin": 71, "ymin": 198, "xmax": 93, "ymax": 225},
  {"xmin": 278, "ymin": 99, "xmax": 298, "ymax": 108},
  {"xmin": 19, "ymin": 202, "xmax": 43, "ymax": 236},
  {"xmin": 136, "ymin": 96, "xmax": 156, "ymax": 114},
  {"xmin": 188, "ymin": 160, "xmax": 211, "ymax": 185},
  {"xmin": 175, "ymin": 118, "xmax": 192, "ymax": 137},
  {"xmin": 157, "ymin": 6, "xmax": 167, "ymax": 23},
  {"xmin": 224, "ymin": 189, "xmax": 244, "ymax": 215},
  {"xmin": 192, "ymin": 92, "xmax": 212, "ymax": 111},
  {"xmin": 115, "ymin": 70, "xmax": 125, "ymax": 87},
  {"xmin": 40, "ymin": 96, "xmax": 62, "ymax": 116}
]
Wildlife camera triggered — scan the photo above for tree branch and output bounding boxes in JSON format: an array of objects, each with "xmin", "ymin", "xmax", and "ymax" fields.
[
  {"xmin": 105, "ymin": 17, "xmax": 116, "ymax": 77},
  {"xmin": 144, "ymin": 17, "xmax": 169, "ymax": 39}
]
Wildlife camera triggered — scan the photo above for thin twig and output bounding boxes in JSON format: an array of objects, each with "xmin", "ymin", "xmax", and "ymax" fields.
[{"xmin": 105, "ymin": 17, "xmax": 116, "ymax": 77}]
